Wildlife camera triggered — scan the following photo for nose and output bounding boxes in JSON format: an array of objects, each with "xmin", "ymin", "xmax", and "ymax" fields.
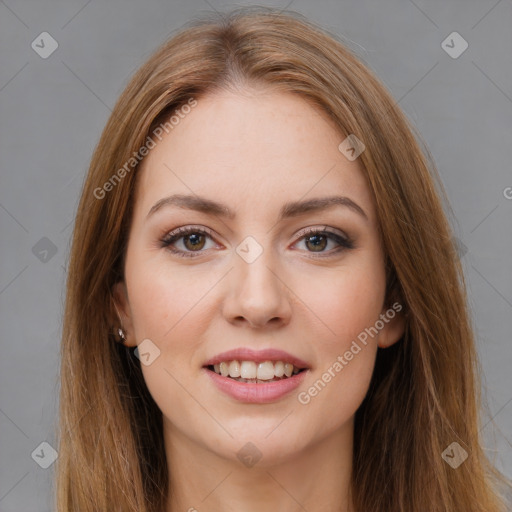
[{"xmin": 221, "ymin": 249, "xmax": 292, "ymax": 329}]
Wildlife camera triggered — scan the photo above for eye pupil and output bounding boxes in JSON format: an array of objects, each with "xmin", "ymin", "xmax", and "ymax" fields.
[
  {"xmin": 305, "ymin": 234, "xmax": 327, "ymax": 252},
  {"xmin": 184, "ymin": 233, "xmax": 205, "ymax": 251}
]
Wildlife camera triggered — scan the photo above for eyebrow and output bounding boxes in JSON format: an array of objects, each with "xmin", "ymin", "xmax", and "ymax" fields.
[{"xmin": 146, "ymin": 194, "xmax": 368, "ymax": 222}]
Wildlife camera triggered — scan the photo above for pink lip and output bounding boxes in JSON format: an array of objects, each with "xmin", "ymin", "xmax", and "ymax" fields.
[
  {"xmin": 204, "ymin": 367, "xmax": 309, "ymax": 403},
  {"xmin": 203, "ymin": 347, "xmax": 310, "ymax": 369}
]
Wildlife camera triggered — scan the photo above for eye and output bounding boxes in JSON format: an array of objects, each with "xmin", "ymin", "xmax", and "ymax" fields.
[
  {"xmin": 160, "ymin": 226, "xmax": 219, "ymax": 258},
  {"xmin": 293, "ymin": 227, "xmax": 354, "ymax": 256}
]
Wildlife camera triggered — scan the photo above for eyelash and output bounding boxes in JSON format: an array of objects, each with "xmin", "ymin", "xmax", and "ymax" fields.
[{"xmin": 160, "ymin": 225, "xmax": 354, "ymax": 259}]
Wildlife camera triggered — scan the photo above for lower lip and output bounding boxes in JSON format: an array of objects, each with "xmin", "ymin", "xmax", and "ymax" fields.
[{"xmin": 204, "ymin": 368, "xmax": 308, "ymax": 403}]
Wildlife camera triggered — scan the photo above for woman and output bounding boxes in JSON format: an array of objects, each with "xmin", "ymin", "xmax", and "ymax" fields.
[{"xmin": 56, "ymin": 7, "xmax": 510, "ymax": 512}]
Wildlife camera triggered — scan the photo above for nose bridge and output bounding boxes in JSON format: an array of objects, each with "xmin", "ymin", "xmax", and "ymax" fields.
[
  {"xmin": 238, "ymin": 248, "xmax": 278, "ymax": 296},
  {"xmin": 225, "ymin": 237, "xmax": 291, "ymax": 327}
]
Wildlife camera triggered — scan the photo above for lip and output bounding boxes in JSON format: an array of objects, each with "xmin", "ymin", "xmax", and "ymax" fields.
[
  {"xmin": 204, "ymin": 367, "xmax": 309, "ymax": 403},
  {"xmin": 203, "ymin": 347, "xmax": 311, "ymax": 369}
]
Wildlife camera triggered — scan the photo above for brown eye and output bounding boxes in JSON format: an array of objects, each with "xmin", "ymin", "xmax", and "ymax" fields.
[
  {"xmin": 304, "ymin": 234, "xmax": 328, "ymax": 252},
  {"xmin": 294, "ymin": 228, "xmax": 354, "ymax": 256},
  {"xmin": 183, "ymin": 233, "xmax": 206, "ymax": 251},
  {"xmin": 161, "ymin": 226, "xmax": 218, "ymax": 258}
]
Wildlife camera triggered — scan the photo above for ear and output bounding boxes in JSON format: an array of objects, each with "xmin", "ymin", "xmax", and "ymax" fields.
[
  {"xmin": 377, "ymin": 302, "xmax": 405, "ymax": 349},
  {"xmin": 112, "ymin": 281, "xmax": 137, "ymax": 347}
]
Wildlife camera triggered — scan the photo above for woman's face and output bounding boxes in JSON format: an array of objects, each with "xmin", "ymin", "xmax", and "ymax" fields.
[{"xmin": 115, "ymin": 88, "xmax": 403, "ymax": 465}]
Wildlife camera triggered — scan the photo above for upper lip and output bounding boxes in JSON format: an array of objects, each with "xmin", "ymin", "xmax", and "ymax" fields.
[{"xmin": 203, "ymin": 348, "xmax": 310, "ymax": 369}]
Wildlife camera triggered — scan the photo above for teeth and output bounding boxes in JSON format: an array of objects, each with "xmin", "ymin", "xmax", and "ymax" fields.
[
  {"xmin": 219, "ymin": 362, "xmax": 229, "ymax": 377},
  {"xmin": 240, "ymin": 361, "xmax": 257, "ymax": 379},
  {"xmin": 210, "ymin": 360, "xmax": 303, "ymax": 380},
  {"xmin": 257, "ymin": 361, "xmax": 275, "ymax": 380},
  {"xmin": 228, "ymin": 360, "xmax": 241, "ymax": 378}
]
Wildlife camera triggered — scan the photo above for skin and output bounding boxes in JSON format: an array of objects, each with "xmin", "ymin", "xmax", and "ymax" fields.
[{"xmin": 114, "ymin": 87, "xmax": 404, "ymax": 512}]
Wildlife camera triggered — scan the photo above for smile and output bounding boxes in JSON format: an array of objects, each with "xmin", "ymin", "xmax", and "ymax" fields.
[
  {"xmin": 208, "ymin": 360, "xmax": 304, "ymax": 383},
  {"xmin": 202, "ymin": 348, "xmax": 310, "ymax": 403}
]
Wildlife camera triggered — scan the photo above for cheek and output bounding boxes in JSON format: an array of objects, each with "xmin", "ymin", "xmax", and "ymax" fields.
[
  {"xmin": 292, "ymin": 253, "xmax": 385, "ymax": 426},
  {"xmin": 295, "ymin": 284, "xmax": 380, "ymax": 438},
  {"xmin": 126, "ymin": 263, "xmax": 218, "ymax": 434},
  {"xmin": 125, "ymin": 258, "xmax": 220, "ymax": 406},
  {"xmin": 126, "ymin": 255, "xmax": 217, "ymax": 345},
  {"xmin": 299, "ymin": 254, "xmax": 386, "ymax": 354}
]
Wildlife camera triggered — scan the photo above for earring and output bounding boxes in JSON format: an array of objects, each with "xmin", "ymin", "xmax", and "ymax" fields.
[
  {"xmin": 113, "ymin": 326, "xmax": 127, "ymax": 344},
  {"xmin": 112, "ymin": 300, "xmax": 127, "ymax": 344}
]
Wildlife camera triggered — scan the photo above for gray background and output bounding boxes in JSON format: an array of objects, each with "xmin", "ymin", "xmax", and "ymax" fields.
[{"xmin": 1, "ymin": 0, "xmax": 511, "ymax": 510}]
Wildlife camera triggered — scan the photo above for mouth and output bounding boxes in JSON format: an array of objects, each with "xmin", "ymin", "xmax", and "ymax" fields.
[
  {"xmin": 205, "ymin": 360, "xmax": 306, "ymax": 383},
  {"xmin": 202, "ymin": 348, "xmax": 310, "ymax": 386}
]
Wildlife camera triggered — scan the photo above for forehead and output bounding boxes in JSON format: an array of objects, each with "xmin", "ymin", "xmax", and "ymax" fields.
[{"xmin": 133, "ymin": 89, "xmax": 376, "ymax": 223}]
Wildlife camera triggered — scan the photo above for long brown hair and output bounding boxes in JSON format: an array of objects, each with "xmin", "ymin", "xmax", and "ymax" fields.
[{"xmin": 56, "ymin": 7, "xmax": 510, "ymax": 511}]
